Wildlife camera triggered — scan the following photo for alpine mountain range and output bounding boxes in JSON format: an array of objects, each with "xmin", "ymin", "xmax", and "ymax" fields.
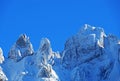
[{"xmin": 0, "ymin": 24, "xmax": 120, "ymax": 81}]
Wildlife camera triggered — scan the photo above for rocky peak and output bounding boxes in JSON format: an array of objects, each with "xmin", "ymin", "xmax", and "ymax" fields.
[
  {"xmin": 79, "ymin": 24, "xmax": 105, "ymax": 36},
  {"xmin": 35, "ymin": 38, "xmax": 59, "ymax": 81},
  {"xmin": 8, "ymin": 34, "xmax": 34, "ymax": 62},
  {"xmin": 36, "ymin": 38, "xmax": 54, "ymax": 66},
  {"xmin": 79, "ymin": 24, "xmax": 106, "ymax": 47},
  {"xmin": 16, "ymin": 34, "xmax": 29, "ymax": 48},
  {"xmin": 1, "ymin": 25, "xmax": 120, "ymax": 81},
  {"xmin": 62, "ymin": 24, "xmax": 107, "ymax": 69},
  {"xmin": 39, "ymin": 38, "xmax": 51, "ymax": 53},
  {"xmin": 62, "ymin": 25, "xmax": 120, "ymax": 81}
]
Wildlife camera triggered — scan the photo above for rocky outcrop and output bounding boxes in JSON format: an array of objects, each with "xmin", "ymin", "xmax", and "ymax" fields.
[
  {"xmin": 35, "ymin": 38, "xmax": 59, "ymax": 81},
  {"xmin": 8, "ymin": 34, "xmax": 34, "ymax": 62}
]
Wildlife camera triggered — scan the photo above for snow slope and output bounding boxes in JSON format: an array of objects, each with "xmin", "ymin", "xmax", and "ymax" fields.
[{"xmin": 0, "ymin": 24, "xmax": 120, "ymax": 81}]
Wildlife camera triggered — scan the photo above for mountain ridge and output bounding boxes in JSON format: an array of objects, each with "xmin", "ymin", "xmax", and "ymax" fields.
[{"xmin": 0, "ymin": 24, "xmax": 120, "ymax": 81}]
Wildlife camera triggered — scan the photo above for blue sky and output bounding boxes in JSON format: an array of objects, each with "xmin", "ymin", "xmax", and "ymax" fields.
[{"xmin": 0, "ymin": 0, "xmax": 120, "ymax": 57}]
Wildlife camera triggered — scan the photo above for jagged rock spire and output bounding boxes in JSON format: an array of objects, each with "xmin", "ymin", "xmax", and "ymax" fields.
[
  {"xmin": 35, "ymin": 38, "xmax": 59, "ymax": 81},
  {"xmin": 16, "ymin": 34, "xmax": 29, "ymax": 48},
  {"xmin": 36, "ymin": 38, "xmax": 54, "ymax": 66},
  {"xmin": 8, "ymin": 34, "xmax": 34, "ymax": 62}
]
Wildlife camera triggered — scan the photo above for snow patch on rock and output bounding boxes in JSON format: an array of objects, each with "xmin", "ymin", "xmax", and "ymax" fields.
[{"xmin": 8, "ymin": 34, "xmax": 34, "ymax": 62}]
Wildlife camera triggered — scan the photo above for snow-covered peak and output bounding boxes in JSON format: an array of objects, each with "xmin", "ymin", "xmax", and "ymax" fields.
[
  {"xmin": 1, "ymin": 24, "xmax": 120, "ymax": 81},
  {"xmin": 62, "ymin": 24, "xmax": 115, "ymax": 69},
  {"xmin": 65, "ymin": 24, "xmax": 106, "ymax": 50},
  {"xmin": 36, "ymin": 38, "xmax": 55, "ymax": 66},
  {"xmin": 16, "ymin": 34, "xmax": 30, "ymax": 48},
  {"xmin": 35, "ymin": 38, "xmax": 59, "ymax": 81},
  {"xmin": 8, "ymin": 34, "xmax": 34, "ymax": 62},
  {"xmin": 40, "ymin": 38, "xmax": 51, "ymax": 50},
  {"xmin": 62, "ymin": 24, "xmax": 120, "ymax": 81},
  {"xmin": 79, "ymin": 24, "xmax": 106, "ymax": 47},
  {"xmin": 79, "ymin": 24, "xmax": 105, "ymax": 34}
]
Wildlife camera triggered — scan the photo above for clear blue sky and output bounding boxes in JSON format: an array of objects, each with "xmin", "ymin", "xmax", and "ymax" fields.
[{"xmin": 0, "ymin": 0, "xmax": 120, "ymax": 57}]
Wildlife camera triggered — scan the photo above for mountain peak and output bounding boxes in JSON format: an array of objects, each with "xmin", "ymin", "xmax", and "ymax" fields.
[
  {"xmin": 79, "ymin": 24, "xmax": 106, "ymax": 47},
  {"xmin": 36, "ymin": 38, "xmax": 54, "ymax": 66},
  {"xmin": 8, "ymin": 34, "xmax": 34, "ymax": 62},
  {"xmin": 79, "ymin": 24, "xmax": 105, "ymax": 36},
  {"xmin": 63, "ymin": 24, "xmax": 109, "ymax": 69},
  {"xmin": 1, "ymin": 25, "xmax": 120, "ymax": 81},
  {"xmin": 16, "ymin": 34, "xmax": 29, "ymax": 48},
  {"xmin": 39, "ymin": 38, "xmax": 51, "ymax": 51},
  {"xmin": 35, "ymin": 38, "xmax": 59, "ymax": 81}
]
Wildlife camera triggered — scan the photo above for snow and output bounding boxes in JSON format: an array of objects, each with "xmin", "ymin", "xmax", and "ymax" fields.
[
  {"xmin": 0, "ymin": 48, "xmax": 8, "ymax": 81},
  {"xmin": 62, "ymin": 24, "xmax": 120, "ymax": 81},
  {"xmin": 0, "ymin": 24, "xmax": 120, "ymax": 81},
  {"xmin": 0, "ymin": 67, "xmax": 8, "ymax": 81},
  {"xmin": 0, "ymin": 48, "xmax": 4, "ymax": 64},
  {"xmin": 8, "ymin": 34, "xmax": 34, "ymax": 62}
]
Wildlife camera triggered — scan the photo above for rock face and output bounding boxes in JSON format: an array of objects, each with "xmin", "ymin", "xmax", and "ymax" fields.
[
  {"xmin": 1, "ymin": 24, "xmax": 120, "ymax": 81},
  {"xmin": 62, "ymin": 24, "xmax": 120, "ymax": 81},
  {"xmin": 62, "ymin": 24, "xmax": 106, "ymax": 69},
  {"xmin": 2, "ymin": 38, "xmax": 59, "ymax": 81},
  {"xmin": 35, "ymin": 38, "xmax": 59, "ymax": 81},
  {"xmin": 8, "ymin": 34, "xmax": 34, "ymax": 62},
  {"xmin": 36, "ymin": 38, "xmax": 55, "ymax": 66}
]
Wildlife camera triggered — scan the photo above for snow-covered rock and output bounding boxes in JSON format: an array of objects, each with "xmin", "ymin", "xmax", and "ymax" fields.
[
  {"xmin": 36, "ymin": 38, "xmax": 61, "ymax": 66},
  {"xmin": 2, "ymin": 37, "xmax": 60, "ymax": 81},
  {"xmin": 0, "ymin": 48, "xmax": 8, "ymax": 81},
  {"xmin": 8, "ymin": 34, "xmax": 34, "ymax": 62},
  {"xmin": 0, "ymin": 67, "xmax": 8, "ymax": 81},
  {"xmin": 1, "ymin": 24, "xmax": 120, "ymax": 81},
  {"xmin": 36, "ymin": 38, "xmax": 54, "ymax": 66},
  {"xmin": 62, "ymin": 24, "xmax": 106, "ymax": 69},
  {"xmin": 37, "ymin": 64, "xmax": 59, "ymax": 81},
  {"xmin": 35, "ymin": 38, "xmax": 60, "ymax": 81},
  {"xmin": 0, "ymin": 48, "xmax": 4, "ymax": 64},
  {"xmin": 62, "ymin": 24, "xmax": 120, "ymax": 81}
]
